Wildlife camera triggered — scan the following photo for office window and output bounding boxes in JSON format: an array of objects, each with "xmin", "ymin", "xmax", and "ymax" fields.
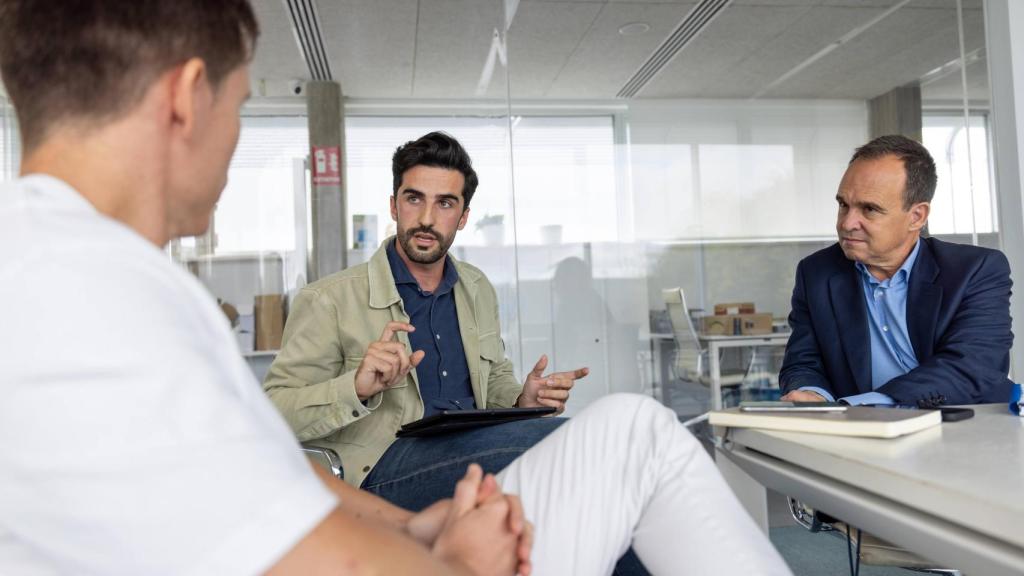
[
  {"xmin": 345, "ymin": 116, "xmax": 510, "ymax": 248},
  {"xmin": 344, "ymin": 115, "xmax": 616, "ymax": 248},
  {"xmin": 508, "ymin": 116, "xmax": 617, "ymax": 244},
  {"xmin": 923, "ymin": 114, "xmax": 995, "ymax": 235},
  {"xmin": 0, "ymin": 97, "xmax": 19, "ymax": 182},
  {"xmin": 210, "ymin": 116, "xmax": 309, "ymax": 254}
]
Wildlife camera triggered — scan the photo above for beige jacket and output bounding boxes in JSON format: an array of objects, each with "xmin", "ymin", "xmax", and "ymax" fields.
[{"xmin": 263, "ymin": 238, "xmax": 523, "ymax": 486}]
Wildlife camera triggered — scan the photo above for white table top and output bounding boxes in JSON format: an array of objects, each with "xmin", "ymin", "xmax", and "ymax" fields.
[
  {"xmin": 724, "ymin": 404, "xmax": 1024, "ymax": 549},
  {"xmin": 699, "ymin": 332, "xmax": 790, "ymax": 342}
]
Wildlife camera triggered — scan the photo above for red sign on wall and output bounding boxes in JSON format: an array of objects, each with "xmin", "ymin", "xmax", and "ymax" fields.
[{"xmin": 311, "ymin": 145, "xmax": 341, "ymax": 186}]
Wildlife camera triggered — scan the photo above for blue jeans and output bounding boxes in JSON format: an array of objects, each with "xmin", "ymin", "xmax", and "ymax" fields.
[{"xmin": 361, "ymin": 417, "xmax": 648, "ymax": 575}]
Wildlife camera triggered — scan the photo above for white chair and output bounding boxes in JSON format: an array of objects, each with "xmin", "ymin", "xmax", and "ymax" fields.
[{"xmin": 661, "ymin": 287, "xmax": 748, "ymax": 389}]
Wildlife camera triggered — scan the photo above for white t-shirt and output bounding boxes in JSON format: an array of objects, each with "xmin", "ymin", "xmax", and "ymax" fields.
[{"xmin": 0, "ymin": 175, "xmax": 338, "ymax": 575}]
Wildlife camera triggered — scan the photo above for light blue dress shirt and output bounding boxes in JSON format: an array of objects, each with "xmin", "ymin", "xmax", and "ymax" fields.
[{"xmin": 800, "ymin": 240, "xmax": 921, "ymax": 405}]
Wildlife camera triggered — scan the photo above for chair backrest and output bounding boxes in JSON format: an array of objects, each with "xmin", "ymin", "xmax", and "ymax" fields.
[{"xmin": 661, "ymin": 288, "xmax": 703, "ymax": 379}]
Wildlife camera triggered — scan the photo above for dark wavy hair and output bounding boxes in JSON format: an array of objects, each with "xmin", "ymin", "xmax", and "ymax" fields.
[{"xmin": 392, "ymin": 132, "xmax": 479, "ymax": 209}]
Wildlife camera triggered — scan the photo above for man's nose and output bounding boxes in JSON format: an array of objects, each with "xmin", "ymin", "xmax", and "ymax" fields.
[
  {"xmin": 838, "ymin": 210, "xmax": 860, "ymax": 232},
  {"xmin": 418, "ymin": 203, "xmax": 436, "ymax": 227}
]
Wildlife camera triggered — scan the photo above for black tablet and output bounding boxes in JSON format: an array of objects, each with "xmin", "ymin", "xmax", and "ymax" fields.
[{"xmin": 397, "ymin": 406, "xmax": 556, "ymax": 438}]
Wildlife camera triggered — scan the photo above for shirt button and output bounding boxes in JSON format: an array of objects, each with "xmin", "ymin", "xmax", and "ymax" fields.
[
  {"xmin": 882, "ymin": 326, "xmax": 889, "ymax": 332},
  {"xmin": 351, "ymin": 410, "xmax": 360, "ymax": 417},
  {"xmin": 442, "ymin": 370, "xmax": 448, "ymax": 377},
  {"xmin": 436, "ymin": 334, "xmax": 441, "ymax": 340},
  {"xmin": 363, "ymin": 465, "xmax": 370, "ymax": 473}
]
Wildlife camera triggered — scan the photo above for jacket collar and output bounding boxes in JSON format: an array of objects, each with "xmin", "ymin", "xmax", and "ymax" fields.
[
  {"xmin": 367, "ymin": 236, "xmax": 483, "ymax": 309},
  {"xmin": 368, "ymin": 238, "xmax": 403, "ymax": 310},
  {"xmin": 829, "ymin": 262, "xmax": 872, "ymax": 394},
  {"xmin": 906, "ymin": 237, "xmax": 942, "ymax": 361}
]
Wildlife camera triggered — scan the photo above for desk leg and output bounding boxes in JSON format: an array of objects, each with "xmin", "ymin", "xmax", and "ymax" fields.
[
  {"xmin": 708, "ymin": 342, "xmax": 723, "ymax": 411},
  {"xmin": 716, "ymin": 446, "xmax": 769, "ymax": 534},
  {"xmin": 659, "ymin": 339, "xmax": 673, "ymax": 404}
]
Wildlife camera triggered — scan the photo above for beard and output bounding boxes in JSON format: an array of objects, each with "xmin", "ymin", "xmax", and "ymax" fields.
[{"xmin": 397, "ymin": 224, "xmax": 455, "ymax": 265}]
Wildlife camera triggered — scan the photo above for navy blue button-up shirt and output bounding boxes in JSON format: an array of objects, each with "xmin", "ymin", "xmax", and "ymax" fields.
[{"xmin": 386, "ymin": 240, "xmax": 475, "ymax": 416}]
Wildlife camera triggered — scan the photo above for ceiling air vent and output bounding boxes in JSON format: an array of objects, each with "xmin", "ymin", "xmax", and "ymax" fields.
[
  {"xmin": 284, "ymin": 0, "xmax": 333, "ymax": 81},
  {"xmin": 617, "ymin": 0, "xmax": 732, "ymax": 99}
]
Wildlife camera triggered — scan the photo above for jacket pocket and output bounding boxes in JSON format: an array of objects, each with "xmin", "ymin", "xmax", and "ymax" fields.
[{"xmin": 478, "ymin": 333, "xmax": 503, "ymax": 383}]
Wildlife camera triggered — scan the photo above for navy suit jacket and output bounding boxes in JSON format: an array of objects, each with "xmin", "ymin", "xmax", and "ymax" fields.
[{"xmin": 780, "ymin": 237, "xmax": 1014, "ymax": 405}]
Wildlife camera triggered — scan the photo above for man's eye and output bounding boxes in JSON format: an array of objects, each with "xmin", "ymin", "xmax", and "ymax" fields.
[{"xmin": 440, "ymin": 200, "xmax": 452, "ymax": 208}]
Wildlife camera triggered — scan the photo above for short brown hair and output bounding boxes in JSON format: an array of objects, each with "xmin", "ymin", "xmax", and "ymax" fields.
[
  {"xmin": 850, "ymin": 134, "xmax": 937, "ymax": 209},
  {"xmin": 0, "ymin": 0, "xmax": 259, "ymax": 151}
]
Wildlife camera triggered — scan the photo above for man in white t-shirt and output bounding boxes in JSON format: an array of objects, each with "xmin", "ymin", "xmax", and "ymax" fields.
[{"xmin": 0, "ymin": 1, "xmax": 791, "ymax": 575}]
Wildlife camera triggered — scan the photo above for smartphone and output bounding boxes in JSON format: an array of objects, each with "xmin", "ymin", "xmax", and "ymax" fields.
[{"xmin": 739, "ymin": 401, "xmax": 847, "ymax": 412}]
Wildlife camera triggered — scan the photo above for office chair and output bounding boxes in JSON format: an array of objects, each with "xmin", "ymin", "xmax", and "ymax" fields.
[
  {"xmin": 788, "ymin": 499, "xmax": 961, "ymax": 575},
  {"xmin": 661, "ymin": 287, "xmax": 750, "ymax": 389},
  {"xmin": 302, "ymin": 445, "xmax": 343, "ymax": 480}
]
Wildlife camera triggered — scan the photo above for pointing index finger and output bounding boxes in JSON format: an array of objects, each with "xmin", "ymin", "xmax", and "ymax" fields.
[
  {"xmin": 379, "ymin": 321, "xmax": 415, "ymax": 342},
  {"xmin": 548, "ymin": 367, "xmax": 589, "ymax": 381}
]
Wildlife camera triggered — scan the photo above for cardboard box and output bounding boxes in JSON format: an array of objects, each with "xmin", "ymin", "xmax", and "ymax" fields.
[
  {"xmin": 254, "ymin": 294, "xmax": 284, "ymax": 351},
  {"xmin": 701, "ymin": 313, "xmax": 773, "ymax": 336},
  {"xmin": 714, "ymin": 302, "xmax": 756, "ymax": 315}
]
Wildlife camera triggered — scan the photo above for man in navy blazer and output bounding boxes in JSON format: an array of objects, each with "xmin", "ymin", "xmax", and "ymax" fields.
[{"xmin": 780, "ymin": 135, "xmax": 1014, "ymax": 406}]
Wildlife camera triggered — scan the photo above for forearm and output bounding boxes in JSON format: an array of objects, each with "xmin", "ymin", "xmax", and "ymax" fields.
[
  {"xmin": 265, "ymin": 370, "xmax": 378, "ymax": 441},
  {"xmin": 310, "ymin": 462, "xmax": 413, "ymax": 532},
  {"xmin": 267, "ymin": 503, "xmax": 471, "ymax": 576}
]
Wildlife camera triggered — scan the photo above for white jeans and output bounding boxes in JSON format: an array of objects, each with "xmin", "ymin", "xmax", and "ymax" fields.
[{"xmin": 497, "ymin": 394, "xmax": 792, "ymax": 576}]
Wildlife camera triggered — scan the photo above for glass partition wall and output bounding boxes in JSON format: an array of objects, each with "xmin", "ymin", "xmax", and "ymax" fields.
[
  {"xmin": 498, "ymin": 0, "xmax": 992, "ymax": 416},
  {"xmin": 165, "ymin": 0, "xmax": 991, "ymax": 415},
  {"xmin": 0, "ymin": 1, "xmax": 982, "ymax": 415}
]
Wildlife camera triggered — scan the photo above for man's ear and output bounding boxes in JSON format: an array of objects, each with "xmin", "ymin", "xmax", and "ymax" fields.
[
  {"xmin": 390, "ymin": 194, "xmax": 398, "ymax": 222},
  {"xmin": 457, "ymin": 206, "xmax": 470, "ymax": 231},
  {"xmin": 909, "ymin": 202, "xmax": 930, "ymax": 232},
  {"xmin": 170, "ymin": 58, "xmax": 210, "ymax": 141}
]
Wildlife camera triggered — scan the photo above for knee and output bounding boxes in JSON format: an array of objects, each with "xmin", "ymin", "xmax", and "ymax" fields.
[
  {"xmin": 577, "ymin": 393, "xmax": 678, "ymax": 435},
  {"xmin": 583, "ymin": 393, "xmax": 665, "ymax": 420},
  {"xmin": 580, "ymin": 393, "xmax": 699, "ymax": 447}
]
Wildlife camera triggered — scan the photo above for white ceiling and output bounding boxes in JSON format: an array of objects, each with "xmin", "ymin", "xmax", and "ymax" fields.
[{"xmin": 248, "ymin": 0, "xmax": 989, "ymax": 103}]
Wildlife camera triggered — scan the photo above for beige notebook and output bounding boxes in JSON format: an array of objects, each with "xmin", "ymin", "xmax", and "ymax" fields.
[{"xmin": 709, "ymin": 406, "xmax": 942, "ymax": 438}]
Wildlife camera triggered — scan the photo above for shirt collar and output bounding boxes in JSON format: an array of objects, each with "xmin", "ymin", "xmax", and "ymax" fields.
[
  {"xmin": 386, "ymin": 237, "xmax": 459, "ymax": 295},
  {"xmin": 856, "ymin": 238, "xmax": 921, "ymax": 287},
  {"xmin": 20, "ymin": 173, "xmax": 97, "ymax": 213}
]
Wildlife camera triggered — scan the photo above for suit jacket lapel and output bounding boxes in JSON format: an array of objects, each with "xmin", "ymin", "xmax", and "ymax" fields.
[
  {"xmin": 907, "ymin": 239, "xmax": 942, "ymax": 362},
  {"xmin": 829, "ymin": 265, "xmax": 872, "ymax": 394}
]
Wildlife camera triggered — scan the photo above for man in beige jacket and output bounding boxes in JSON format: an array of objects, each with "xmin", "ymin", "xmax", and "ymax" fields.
[{"xmin": 264, "ymin": 132, "xmax": 588, "ymax": 501}]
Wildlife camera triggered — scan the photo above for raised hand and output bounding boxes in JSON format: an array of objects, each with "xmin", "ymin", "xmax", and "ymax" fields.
[
  {"xmin": 516, "ymin": 354, "xmax": 588, "ymax": 415},
  {"xmin": 354, "ymin": 321, "xmax": 426, "ymax": 401}
]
